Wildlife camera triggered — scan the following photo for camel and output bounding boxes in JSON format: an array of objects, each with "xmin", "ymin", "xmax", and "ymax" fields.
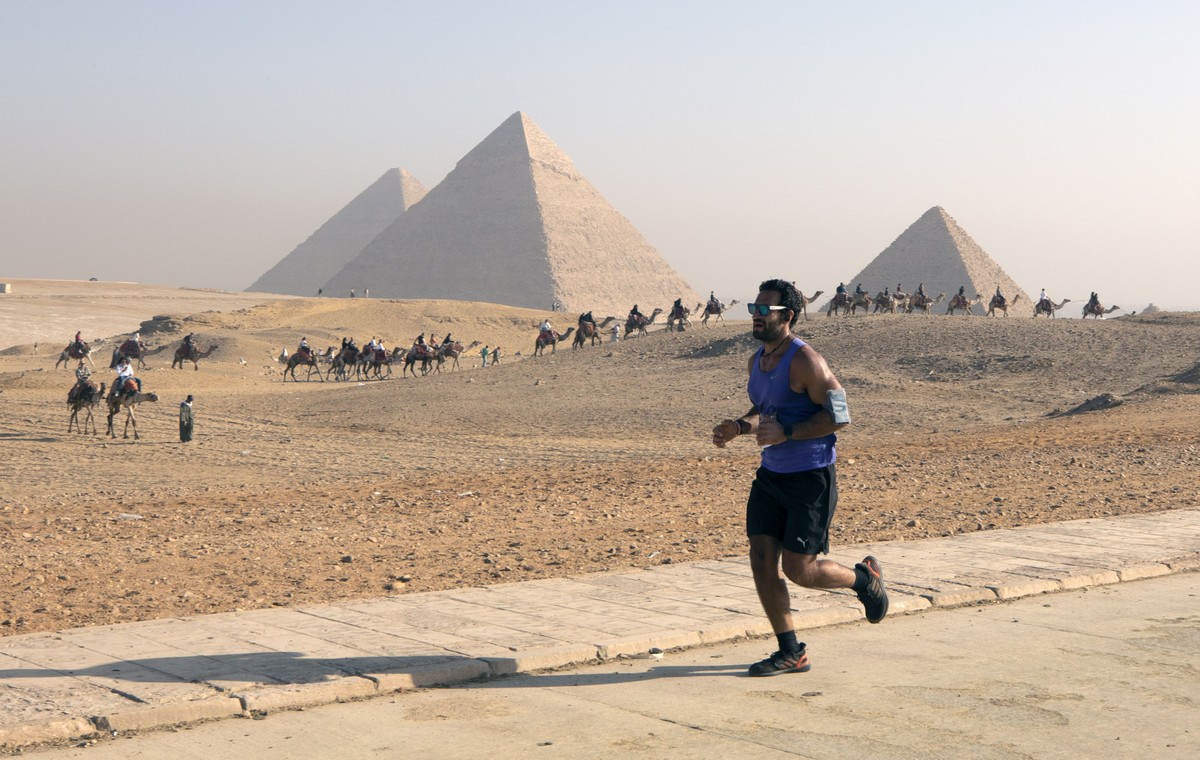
[
  {"xmin": 109, "ymin": 338, "xmax": 163, "ymax": 370},
  {"xmin": 361, "ymin": 346, "xmax": 393, "ymax": 379},
  {"xmin": 56, "ymin": 342, "xmax": 94, "ymax": 369},
  {"xmin": 665, "ymin": 304, "xmax": 691, "ymax": 332},
  {"xmin": 699, "ymin": 299, "xmax": 739, "ymax": 326},
  {"xmin": 1082, "ymin": 302, "xmax": 1120, "ymax": 319},
  {"xmin": 986, "ymin": 293, "xmax": 1021, "ymax": 317},
  {"xmin": 794, "ymin": 290, "xmax": 824, "ymax": 320},
  {"xmin": 401, "ymin": 345, "xmax": 437, "ymax": 377},
  {"xmin": 624, "ymin": 308, "xmax": 664, "ymax": 338},
  {"xmin": 171, "ymin": 343, "xmax": 217, "ymax": 370},
  {"xmin": 573, "ymin": 316, "xmax": 617, "ymax": 348},
  {"xmin": 906, "ymin": 292, "xmax": 946, "ymax": 314},
  {"xmin": 282, "ymin": 351, "xmax": 324, "ymax": 381},
  {"xmin": 67, "ymin": 381, "xmax": 106, "ymax": 435},
  {"xmin": 826, "ymin": 291, "xmax": 855, "ymax": 317},
  {"xmin": 534, "ymin": 327, "xmax": 575, "ymax": 356},
  {"xmin": 433, "ymin": 340, "xmax": 480, "ymax": 373},
  {"xmin": 328, "ymin": 345, "xmax": 358, "ymax": 381},
  {"xmin": 847, "ymin": 293, "xmax": 873, "ymax": 315},
  {"xmin": 945, "ymin": 293, "xmax": 982, "ymax": 315},
  {"xmin": 105, "ymin": 387, "xmax": 159, "ymax": 440},
  {"xmin": 872, "ymin": 291, "xmax": 902, "ymax": 314},
  {"xmin": 1033, "ymin": 298, "xmax": 1071, "ymax": 318}
]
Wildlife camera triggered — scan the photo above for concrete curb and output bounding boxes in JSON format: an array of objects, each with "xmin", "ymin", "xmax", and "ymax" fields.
[
  {"xmin": 2, "ymin": 534, "xmax": 1197, "ymax": 753},
  {"xmin": 95, "ymin": 696, "xmax": 246, "ymax": 733},
  {"xmin": 0, "ymin": 718, "xmax": 96, "ymax": 753}
]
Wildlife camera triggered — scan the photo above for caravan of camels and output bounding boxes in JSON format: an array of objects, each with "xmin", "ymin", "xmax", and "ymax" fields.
[{"xmin": 55, "ymin": 285, "xmax": 1119, "ymax": 438}]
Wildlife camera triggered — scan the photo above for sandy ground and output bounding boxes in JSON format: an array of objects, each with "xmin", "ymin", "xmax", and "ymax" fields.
[{"xmin": 2, "ymin": 280, "xmax": 1199, "ymax": 635}]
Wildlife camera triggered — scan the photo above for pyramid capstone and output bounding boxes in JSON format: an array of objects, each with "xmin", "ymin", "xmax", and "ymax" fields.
[
  {"xmin": 248, "ymin": 168, "xmax": 427, "ymax": 296},
  {"xmin": 833, "ymin": 207, "xmax": 1030, "ymax": 315},
  {"xmin": 323, "ymin": 112, "xmax": 699, "ymax": 316}
]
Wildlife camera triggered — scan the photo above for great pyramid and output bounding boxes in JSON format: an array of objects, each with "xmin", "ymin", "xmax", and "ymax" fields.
[
  {"xmin": 247, "ymin": 168, "xmax": 427, "ymax": 296},
  {"xmin": 834, "ymin": 207, "xmax": 1030, "ymax": 316},
  {"xmin": 323, "ymin": 112, "xmax": 699, "ymax": 316}
]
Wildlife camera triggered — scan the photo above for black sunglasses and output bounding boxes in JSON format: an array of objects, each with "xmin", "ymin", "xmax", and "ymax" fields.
[{"xmin": 747, "ymin": 303, "xmax": 789, "ymax": 316}]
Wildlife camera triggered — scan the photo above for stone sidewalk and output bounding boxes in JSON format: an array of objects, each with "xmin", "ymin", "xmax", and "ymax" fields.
[{"xmin": 3, "ymin": 509, "xmax": 1198, "ymax": 752}]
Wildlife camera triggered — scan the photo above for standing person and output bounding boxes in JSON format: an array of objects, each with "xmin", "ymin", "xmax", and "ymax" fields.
[
  {"xmin": 610, "ymin": 322, "xmax": 621, "ymax": 343},
  {"xmin": 481, "ymin": 345, "xmax": 489, "ymax": 368},
  {"xmin": 179, "ymin": 395, "xmax": 194, "ymax": 443},
  {"xmin": 491, "ymin": 346, "xmax": 501, "ymax": 366},
  {"xmin": 711, "ymin": 278, "xmax": 887, "ymax": 676}
]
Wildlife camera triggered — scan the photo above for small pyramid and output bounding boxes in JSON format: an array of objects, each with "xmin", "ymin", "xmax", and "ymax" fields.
[
  {"xmin": 248, "ymin": 168, "xmax": 427, "ymax": 296},
  {"xmin": 835, "ymin": 207, "xmax": 1030, "ymax": 315},
  {"xmin": 323, "ymin": 112, "xmax": 699, "ymax": 315}
]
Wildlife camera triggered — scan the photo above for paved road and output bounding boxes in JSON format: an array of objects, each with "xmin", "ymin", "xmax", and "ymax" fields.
[{"xmin": 27, "ymin": 572, "xmax": 1199, "ymax": 759}]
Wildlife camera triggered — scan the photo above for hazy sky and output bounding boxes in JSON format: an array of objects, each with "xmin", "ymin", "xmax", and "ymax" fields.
[{"xmin": 3, "ymin": 1, "xmax": 1199, "ymax": 311}]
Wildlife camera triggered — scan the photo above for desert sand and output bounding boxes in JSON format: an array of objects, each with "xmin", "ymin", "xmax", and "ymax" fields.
[{"xmin": 2, "ymin": 279, "xmax": 1198, "ymax": 635}]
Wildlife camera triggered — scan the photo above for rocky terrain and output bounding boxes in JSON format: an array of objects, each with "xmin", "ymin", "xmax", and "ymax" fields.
[{"xmin": 2, "ymin": 281, "xmax": 1198, "ymax": 635}]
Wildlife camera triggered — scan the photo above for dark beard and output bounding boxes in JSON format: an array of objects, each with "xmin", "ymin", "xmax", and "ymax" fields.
[{"xmin": 752, "ymin": 319, "xmax": 788, "ymax": 343}]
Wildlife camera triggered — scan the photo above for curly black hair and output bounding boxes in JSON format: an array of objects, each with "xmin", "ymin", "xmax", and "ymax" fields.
[{"xmin": 758, "ymin": 279, "xmax": 804, "ymax": 328}]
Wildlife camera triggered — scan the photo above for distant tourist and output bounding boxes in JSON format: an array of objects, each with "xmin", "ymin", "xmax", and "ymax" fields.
[
  {"xmin": 481, "ymin": 345, "xmax": 489, "ymax": 368},
  {"xmin": 317, "ymin": 287, "xmax": 323, "ymax": 297},
  {"xmin": 491, "ymin": 346, "xmax": 501, "ymax": 366},
  {"xmin": 179, "ymin": 395, "xmax": 194, "ymax": 443},
  {"xmin": 610, "ymin": 322, "xmax": 621, "ymax": 343},
  {"xmin": 364, "ymin": 288, "xmax": 369, "ymax": 298},
  {"xmin": 350, "ymin": 289, "xmax": 355, "ymax": 298}
]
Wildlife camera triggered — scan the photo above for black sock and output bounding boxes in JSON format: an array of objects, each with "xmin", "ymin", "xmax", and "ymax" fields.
[
  {"xmin": 776, "ymin": 630, "xmax": 801, "ymax": 654},
  {"xmin": 852, "ymin": 564, "xmax": 870, "ymax": 592}
]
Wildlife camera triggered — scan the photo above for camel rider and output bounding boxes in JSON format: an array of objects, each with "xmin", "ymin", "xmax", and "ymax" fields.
[
  {"xmin": 855, "ymin": 283, "xmax": 866, "ymax": 296},
  {"xmin": 836, "ymin": 282, "xmax": 846, "ymax": 296},
  {"xmin": 1038, "ymin": 289, "xmax": 1050, "ymax": 310},
  {"xmin": 1088, "ymin": 292, "xmax": 1099, "ymax": 309},
  {"xmin": 539, "ymin": 319, "xmax": 552, "ymax": 341},
  {"xmin": 341, "ymin": 337, "xmax": 349, "ymax": 351},
  {"xmin": 883, "ymin": 287, "xmax": 890, "ymax": 298},
  {"xmin": 917, "ymin": 283, "xmax": 926, "ymax": 298},
  {"xmin": 416, "ymin": 333, "xmax": 426, "ymax": 346},
  {"xmin": 442, "ymin": 333, "xmax": 453, "ymax": 347},
  {"xmin": 183, "ymin": 333, "xmax": 194, "ymax": 354},
  {"xmin": 298, "ymin": 337, "xmax": 310, "ymax": 358},
  {"xmin": 708, "ymin": 291, "xmax": 720, "ymax": 309},
  {"xmin": 579, "ymin": 311, "xmax": 597, "ymax": 330},
  {"xmin": 672, "ymin": 297, "xmax": 684, "ymax": 319},
  {"xmin": 994, "ymin": 286, "xmax": 1005, "ymax": 307},
  {"xmin": 629, "ymin": 304, "xmax": 644, "ymax": 324},
  {"xmin": 72, "ymin": 331, "xmax": 84, "ymax": 354},
  {"xmin": 76, "ymin": 363, "xmax": 91, "ymax": 382},
  {"xmin": 958, "ymin": 285, "xmax": 966, "ymax": 298},
  {"xmin": 114, "ymin": 358, "xmax": 134, "ymax": 398},
  {"xmin": 894, "ymin": 283, "xmax": 906, "ymax": 299}
]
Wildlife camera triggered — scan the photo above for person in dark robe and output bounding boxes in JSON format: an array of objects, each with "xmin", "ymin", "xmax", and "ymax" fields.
[{"xmin": 179, "ymin": 395, "xmax": 194, "ymax": 443}]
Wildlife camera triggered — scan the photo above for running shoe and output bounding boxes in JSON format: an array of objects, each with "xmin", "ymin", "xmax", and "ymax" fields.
[
  {"xmin": 856, "ymin": 555, "xmax": 889, "ymax": 623},
  {"xmin": 747, "ymin": 647, "xmax": 811, "ymax": 676}
]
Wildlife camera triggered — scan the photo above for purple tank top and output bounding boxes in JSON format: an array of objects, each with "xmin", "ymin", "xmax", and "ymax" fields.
[{"xmin": 748, "ymin": 337, "xmax": 836, "ymax": 473}]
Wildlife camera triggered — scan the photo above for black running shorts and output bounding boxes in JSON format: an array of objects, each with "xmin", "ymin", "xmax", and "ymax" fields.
[{"xmin": 745, "ymin": 464, "xmax": 838, "ymax": 555}]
